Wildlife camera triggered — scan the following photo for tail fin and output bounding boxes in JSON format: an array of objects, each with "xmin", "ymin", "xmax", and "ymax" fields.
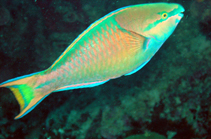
[{"xmin": 0, "ymin": 72, "xmax": 49, "ymax": 119}]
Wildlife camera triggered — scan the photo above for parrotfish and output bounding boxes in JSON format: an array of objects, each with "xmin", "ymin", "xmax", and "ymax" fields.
[{"xmin": 0, "ymin": 3, "xmax": 185, "ymax": 119}]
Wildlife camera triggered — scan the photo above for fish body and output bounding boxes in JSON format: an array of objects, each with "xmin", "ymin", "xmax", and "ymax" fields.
[{"xmin": 0, "ymin": 3, "xmax": 185, "ymax": 119}]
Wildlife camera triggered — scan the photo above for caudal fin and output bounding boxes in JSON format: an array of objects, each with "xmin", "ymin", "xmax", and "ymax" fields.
[{"xmin": 0, "ymin": 72, "xmax": 49, "ymax": 119}]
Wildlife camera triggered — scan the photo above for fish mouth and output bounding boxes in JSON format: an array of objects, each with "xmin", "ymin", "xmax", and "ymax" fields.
[
  {"xmin": 178, "ymin": 10, "xmax": 185, "ymax": 18},
  {"xmin": 178, "ymin": 6, "xmax": 185, "ymax": 17},
  {"xmin": 180, "ymin": 10, "xmax": 185, "ymax": 15}
]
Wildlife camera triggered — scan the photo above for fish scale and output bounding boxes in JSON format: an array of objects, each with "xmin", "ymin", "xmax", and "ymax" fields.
[
  {"xmin": 72, "ymin": 25, "xmax": 116, "ymax": 79},
  {"xmin": 51, "ymin": 27, "xmax": 142, "ymax": 87},
  {"xmin": 0, "ymin": 3, "xmax": 185, "ymax": 119}
]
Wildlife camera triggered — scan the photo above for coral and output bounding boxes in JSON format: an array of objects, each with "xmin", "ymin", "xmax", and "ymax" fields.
[
  {"xmin": 124, "ymin": 132, "xmax": 166, "ymax": 139},
  {"xmin": 190, "ymin": 0, "xmax": 211, "ymax": 39},
  {"xmin": 0, "ymin": 7, "xmax": 10, "ymax": 26},
  {"xmin": 200, "ymin": 19, "xmax": 211, "ymax": 39}
]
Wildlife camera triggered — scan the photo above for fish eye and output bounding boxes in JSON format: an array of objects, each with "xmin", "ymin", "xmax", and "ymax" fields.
[{"xmin": 161, "ymin": 13, "xmax": 168, "ymax": 19}]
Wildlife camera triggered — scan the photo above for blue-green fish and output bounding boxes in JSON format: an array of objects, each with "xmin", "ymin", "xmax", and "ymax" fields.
[{"xmin": 0, "ymin": 3, "xmax": 185, "ymax": 119}]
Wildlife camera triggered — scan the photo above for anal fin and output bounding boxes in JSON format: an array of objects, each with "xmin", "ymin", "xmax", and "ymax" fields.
[{"xmin": 53, "ymin": 80, "xmax": 109, "ymax": 92}]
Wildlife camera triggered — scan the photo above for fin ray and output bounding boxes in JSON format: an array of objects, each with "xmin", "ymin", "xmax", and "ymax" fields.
[
  {"xmin": 117, "ymin": 28, "xmax": 147, "ymax": 55},
  {"xmin": 0, "ymin": 72, "xmax": 50, "ymax": 119}
]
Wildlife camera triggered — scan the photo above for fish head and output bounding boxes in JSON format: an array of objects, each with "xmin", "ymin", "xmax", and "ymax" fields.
[
  {"xmin": 115, "ymin": 3, "xmax": 185, "ymax": 42},
  {"xmin": 141, "ymin": 3, "xmax": 185, "ymax": 42}
]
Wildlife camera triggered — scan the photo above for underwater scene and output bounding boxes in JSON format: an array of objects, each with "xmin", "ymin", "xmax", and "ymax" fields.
[{"xmin": 0, "ymin": 0, "xmax": 211, "ymax": 138}]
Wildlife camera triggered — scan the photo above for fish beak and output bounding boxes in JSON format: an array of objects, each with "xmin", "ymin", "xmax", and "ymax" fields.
[
  {"xmin": 177, "ymin": 4, "xmax": 185, "ymax": 17},
  {"xmin": 178, "ymin": 8, "xmax": 185, "ymax": 18},
  {"xmin": 175, "ymin": 7, "xmax": 185, "ymax": 24},
  {"xmin": 179, "ymin": 12, "xmax": 184, "ymax": 17},
  {"xmin": 179, "ymin": 6, "xmax": 185, "ymax": 16}
]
